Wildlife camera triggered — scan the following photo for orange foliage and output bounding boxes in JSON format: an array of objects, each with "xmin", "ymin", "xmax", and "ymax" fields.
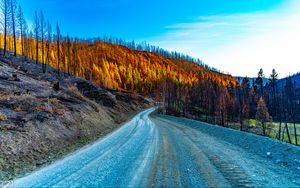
[{"xmin": 3, "ymin": 34, "xmax": 238, "ymax": 94}]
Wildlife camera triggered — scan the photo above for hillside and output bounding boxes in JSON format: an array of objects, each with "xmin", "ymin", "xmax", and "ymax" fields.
[
  {"xmin": 277, "ymin": 73, "xmax": 300, "ymax": 89},
  {"xmin": 0, "ymin": 52, "xmax": 152, "ymax": 180},
  {"xmin": 17, "ymin": 39, "xmax": 238, "ymax": 94}
]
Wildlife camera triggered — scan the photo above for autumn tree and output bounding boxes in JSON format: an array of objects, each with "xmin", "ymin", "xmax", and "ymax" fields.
[{"xmin": 256, "ymin": 97, "xmax": 271, "ymax": 136}]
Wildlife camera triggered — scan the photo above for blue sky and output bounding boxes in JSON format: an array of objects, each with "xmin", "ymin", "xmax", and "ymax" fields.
[{"xmin": 19, "ymin": 0, "xmax": 300, "ymax": 77}]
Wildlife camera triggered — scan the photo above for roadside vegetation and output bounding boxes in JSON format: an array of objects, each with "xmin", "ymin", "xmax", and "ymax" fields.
[{"xmin": 226, "ymin": 119, "xmax": 300, "ymax": 145}]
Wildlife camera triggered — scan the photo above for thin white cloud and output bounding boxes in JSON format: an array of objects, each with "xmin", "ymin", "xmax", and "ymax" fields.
[{"xmin": 147, "ymin": 0, "xmax": 300, "ymax": 78}]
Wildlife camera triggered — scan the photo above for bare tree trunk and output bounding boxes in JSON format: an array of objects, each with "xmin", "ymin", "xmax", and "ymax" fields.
[
  {"xmin": 42, "ymin": 35, "xmax": 45, "ymax": 73},
  {"xmin": 3, "ymin": 0, "xmax": 7, "ymax": 56},
  {"xmin": 36, "ymin": 40, "xmax": 38, "ymax": 64},
  {"xmin": 285, "ymin": 122, "xmax": 292, "ymax": 144},
  {"xmin": 67, "ymin": 34, "xmax": 71, "ymax": 76},
  {"xmin": 278, "ymin": 121, "xmax": 282, "ymax": 140},
  {"xmin": 34, "ymin": 11, "xmax": 39, "ymax": 64},
  {"xmin": 293, "ymin": 121, "xmax": 298, "ymax": 145},
  {"xmin": 262, "ymin": 122, "xmax": 266, "ymax": 136},
  {"xmin": 282, "ymin": 125, "xmax": 286, "ymax": 141},
  {"xmin": 11, "ymin": 0, "xmax": 16, "ymax": 56},
  {"xmin": 221, "ymin": 110, "xmax": 225, "ymax": 127},
  {"xmin": 21, "ymin": 31, "xmax": 24, "ymax": 56},
  {"xmin": 240, "ymin": 109, "xmax": 243, "ymax": 131}
]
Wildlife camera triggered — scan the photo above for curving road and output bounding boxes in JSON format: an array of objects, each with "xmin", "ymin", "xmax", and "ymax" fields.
[{"xmin": 11, "ymin": 108, "xmax": 300, "ymax": 187}]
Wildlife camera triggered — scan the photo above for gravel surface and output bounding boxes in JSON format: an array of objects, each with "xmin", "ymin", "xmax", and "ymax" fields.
[
  {"xmin": 152, "ymin": 115, "xmax": 300, "ymax": 187},
  {"xmin": 9, "ymin": 108, "xmax": 300, "ymax": 187}
]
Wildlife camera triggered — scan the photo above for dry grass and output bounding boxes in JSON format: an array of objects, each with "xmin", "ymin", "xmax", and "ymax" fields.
[
  {"xmin": 14, "ymin": 106, "xmax": 23, "ymax": 112},
  {"xmin": 0, "ymin": 92, "xmax": 13, "ymax": 100},
  {"xmin": 0, "ymin": 93, "xmax": 35, "ymax": 101},
  {"xmin": 66, "ymin": 85, "xmax": 85, "ymax": 100},
  {"xmin": 38, "ymin": 98, "xmax": 65, "ymax": 115},
  {"xmin": 0, "ymin": 113, "xmax": 7, "ymax": 121},
  {"xmin": 0, "ymin": 124, "xmax": 17, "ymax": 131},
  {"xmin": 0, "ymin": 92, "xmax": 65, "ymax": 115}
]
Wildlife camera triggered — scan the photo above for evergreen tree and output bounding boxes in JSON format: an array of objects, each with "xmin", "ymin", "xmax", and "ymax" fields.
[{"xmin": 255, "ymin": 68, "xmax": 265, "ymax": 96}]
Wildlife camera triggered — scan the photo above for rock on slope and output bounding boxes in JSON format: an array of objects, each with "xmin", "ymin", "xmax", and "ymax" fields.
[{"xmin": 0, "ymin": 54, "xmax": 152, "ymax": 180}]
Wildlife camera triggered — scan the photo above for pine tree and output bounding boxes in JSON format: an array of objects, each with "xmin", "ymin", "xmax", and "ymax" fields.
[
  {"xmin": 270, "ymin": 69, "xmax": 278, "ymax": 119},
  {"xmin": 255, "ymin": 68, "xmax": 265, "ymax": 96}
]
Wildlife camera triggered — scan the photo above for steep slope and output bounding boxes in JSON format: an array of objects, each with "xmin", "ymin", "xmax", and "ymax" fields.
[
  {"xmin": 0, "ymin": 53, "xmax": 152, "ymax": 180},
  {"xmin": 25, "ymin": 40, "xmax": 238, "ymax": 94}
]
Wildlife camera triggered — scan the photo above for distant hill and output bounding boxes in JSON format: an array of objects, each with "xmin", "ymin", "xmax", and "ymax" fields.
[
  {"xmin": 276, "ymin": 73, "xmax": 300, "ymax": 89},
  {"xmin": 235, "ymin": 73, "xmax": 300, "ymax": 89}
]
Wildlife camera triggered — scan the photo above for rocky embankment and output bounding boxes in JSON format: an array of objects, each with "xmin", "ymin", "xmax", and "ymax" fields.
[{"xmin": 0, "ymin": 54, "xmax": 153, "ymax": 180}]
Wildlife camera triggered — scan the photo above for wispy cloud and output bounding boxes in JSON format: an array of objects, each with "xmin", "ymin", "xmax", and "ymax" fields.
[{"xmin": 147, "ymin": 0, "xmax": 300, "ymax": 78}]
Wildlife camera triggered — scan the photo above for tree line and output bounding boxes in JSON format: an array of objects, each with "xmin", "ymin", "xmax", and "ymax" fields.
[{"xmin": 161, "ymin": 68, "xmax": 299, "ymax": 145}]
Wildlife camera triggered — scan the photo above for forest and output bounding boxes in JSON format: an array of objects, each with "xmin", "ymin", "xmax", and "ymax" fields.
[
  {"xmin": 162, "ymin": 68, "xmax": 300, "ymax": 145},
  {"xmin": 0, "ymin": 0, "xmax": 298, "ymax": 145}
]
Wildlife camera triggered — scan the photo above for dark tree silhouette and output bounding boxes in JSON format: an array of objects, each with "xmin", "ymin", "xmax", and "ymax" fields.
[{"xmin": 255, "ymin": 68, "xmax": 265, "ymax": 96}]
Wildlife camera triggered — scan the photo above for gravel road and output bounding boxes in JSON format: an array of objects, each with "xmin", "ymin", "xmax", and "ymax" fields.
[{"xmin": 10, "ymin": 108, "xmax": 300, "ymax": 187}]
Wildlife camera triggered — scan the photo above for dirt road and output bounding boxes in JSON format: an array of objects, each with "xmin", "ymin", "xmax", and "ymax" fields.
[{"xmin": 11, "ymin": 108, "xmax": 300, "ymax": 187}]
